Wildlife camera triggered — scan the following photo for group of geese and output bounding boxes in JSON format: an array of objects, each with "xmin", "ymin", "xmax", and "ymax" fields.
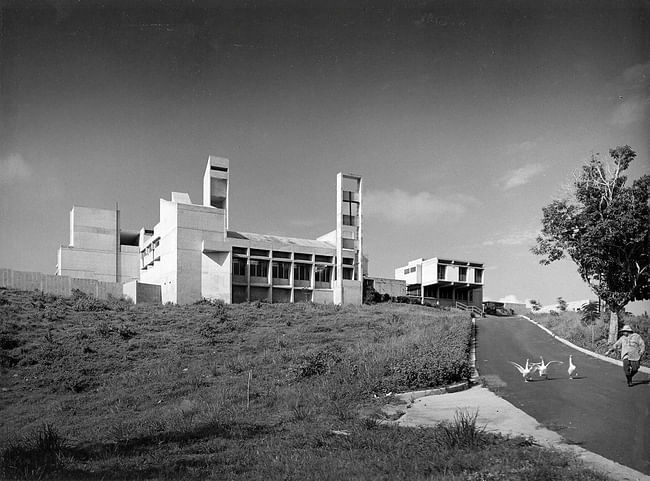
[{"xmin": 509, "ymin": 355, "xmax": 577, "ymax": 381}]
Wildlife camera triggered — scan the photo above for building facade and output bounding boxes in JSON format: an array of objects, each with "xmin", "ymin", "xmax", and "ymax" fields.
[
  {"xmin": 56, "ymin": 206, "xmax": 140, "ymax": 284},
  {"xmin": 394, "ymin": 257, "xmax": 484, "ymax": 308},
  {"xmin": 57, "ymin": 156, "xmax": 365, "ymax": 305}
]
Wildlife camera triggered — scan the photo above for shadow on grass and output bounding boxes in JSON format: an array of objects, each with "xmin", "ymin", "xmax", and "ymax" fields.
[
  {"xmin": 71, "ymin": 420, "xmax": 278, "ymax": 458},
  {"xmin": 3, "ymin": 420, "xmax": 279, "ymax": 481}
]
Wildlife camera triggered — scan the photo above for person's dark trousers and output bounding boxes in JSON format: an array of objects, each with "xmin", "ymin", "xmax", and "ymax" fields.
[{"xmin": 623, "ymin": 358, "xmax": 640, "ymax": 386}]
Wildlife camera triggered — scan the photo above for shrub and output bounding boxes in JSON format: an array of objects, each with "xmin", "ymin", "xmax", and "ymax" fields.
[
  {"xmin": 118, "ymin": 324, "xmax": 137, "ymax": 340},
  {"xmin": 1, "ymin": 424, "xmax": 67, "ymax": 479},
  {"xmin": 437, "ymin": 409, "xmax": 486, "ymax": 449},
  {"xmin": 71, "ymin": 290, "xmax": 128, "ymax": 312},
  {"xmin": 294, "ymin": 350, "xmax": 342, "ymax": 379}
]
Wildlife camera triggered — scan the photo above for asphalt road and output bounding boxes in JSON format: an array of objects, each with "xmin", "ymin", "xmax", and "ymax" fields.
[{"xmin": 475, "ymin": 316, "xmax": 650, "ymax": 475}]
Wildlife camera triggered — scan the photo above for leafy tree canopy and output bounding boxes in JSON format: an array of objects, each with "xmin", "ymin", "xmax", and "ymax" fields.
[{"xmin": 532, "ymin": 145, "xmax": 650, "ymax": 315}]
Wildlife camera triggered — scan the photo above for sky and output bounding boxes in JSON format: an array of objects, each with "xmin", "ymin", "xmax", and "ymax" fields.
[{"xmin": 1, "ymin": 0, "xmax": 649, "ymax": 314}]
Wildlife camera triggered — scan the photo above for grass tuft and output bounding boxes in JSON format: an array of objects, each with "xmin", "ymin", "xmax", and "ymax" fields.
[{"xmin": 1, "ymin": 424, "xmax": 68, "ymax": 480}]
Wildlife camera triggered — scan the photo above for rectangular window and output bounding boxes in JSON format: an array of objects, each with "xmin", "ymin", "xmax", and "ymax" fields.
[
  {"xmin": 410, "ymin": 266, "xmax": 416, "ymax": 273},
  {"xmin": 437, "ymin": 265, "xmax": 446, "ymax": 280},
  {"xmin": 272, "ymin": 261, "xmax": 290, "ymax": 279},
  {"xmin": 459, "ymin": 267, "xmax": 467, "ymax": 282},
  {"xmin": 232, "ymin": 246, "xmax": 247, "ymax": 255},
  {"xmin": 404, "ymin": 268, "xmax": 409, "ymax": 275},
  {"xmin": 294, "ymin": 263, "xmax": 311, "ymax": 281},
  {"xmin": 249, "ymin": 259, "xmax": 268, "ymax": 278},
  {"xmin": 407, "ymin": 285, "xmax": 420, "ymax": 296},
  {"xmin": 315, "ymin": 255, "xmax": 333, "ymax": 263},
  {"xmin": 294, "ymin": 253, "xmax": 312, "ymax": 261},
  {"xmin": 250, "ymin": 249, "xmax": 269, "ymax": 257},
  {"xmin": 343, "ymin": 267, "xmax": 354, "ymax": 280},
  {"xmin": 475, "ymin": 269, "xmax": 483, "ymax": 283},
  {"xmin": 233, "ymin": 257, "xmax": 247, "ymax": 276},
  {"xmin": 439, "ymin": 287, "xmax": 453, "ymax": 299},
  {"xmin": 314, "ymin": 264, "xmax": 332, "ymax": 283},
  {"xmin": 342, "ymin": 257, "xmax": 354, "ymax": 265},
  {"xmin": 273, "ymin": 250, "xmax": 291, "ymax": 259}
]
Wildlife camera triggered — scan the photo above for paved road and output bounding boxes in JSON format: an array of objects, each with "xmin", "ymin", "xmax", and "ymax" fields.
[{"xmin": 476, "ymin": 316, "xmax": 650, "ymax": 475}]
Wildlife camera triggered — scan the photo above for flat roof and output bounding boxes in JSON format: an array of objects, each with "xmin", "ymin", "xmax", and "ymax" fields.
[{"xmin": 227, "ymin": 231, "xmax": 336, "ymax": 250}]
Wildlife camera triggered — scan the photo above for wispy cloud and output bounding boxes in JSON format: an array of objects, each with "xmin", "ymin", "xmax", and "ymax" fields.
[
  {"xmin": 501, "ymin": 163, "xmax": 546, "ymax": 190},
  {"xmin": 0, "ymin": 153, "xmax": 32, "ymax": 185},
  {"xmin": 611, "ymin": 96, "xmax": 649, "ymax": 127},
  {"xmin": 499, "ymin": 294, "xmax": 523, "ymax": 304},
  {"xmin": 481, "ymin": 228, "xmax": 538, "ymax": 247},
  {"xmin": 610, "ymin": 61, "xmax": 650, "ymax": 127},
  {"xmin": 364, "ymin": 188, "xmax": 471, "ymax": 224}
]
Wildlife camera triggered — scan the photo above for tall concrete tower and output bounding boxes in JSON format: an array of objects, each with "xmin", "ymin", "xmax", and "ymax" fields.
[
  {"xmin": 333, "ymin": 173, "xmax": 363, "ymax": 305},
  {"xmin": 203, "ymin": 156, "xmax": 230, "ymax": 232}
]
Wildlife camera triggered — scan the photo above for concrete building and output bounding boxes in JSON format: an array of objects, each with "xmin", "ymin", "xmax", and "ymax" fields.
[
  {"xmin": 57, "ymin": 156, "xmax": 365, "ymax": 305},
  {"xmin": 56, "ymin": 206, "xmax": 140, "ymax": 284},
  {"xmin": 394, "ymin": 257, "xmax": 484, "ymax": 309}
]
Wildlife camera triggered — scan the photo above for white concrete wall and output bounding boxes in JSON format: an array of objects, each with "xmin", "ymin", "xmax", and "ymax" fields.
[
  {"xmin": 313, "ymin": 289, "xmax": 334, "ymax": 304},
  {"xmin": 58, "ymin": 246, "xmax": 117, "ymax": 282},
  {"xmin": 119, "ymin": 246, "xmax": 140, "ymax": 283},
  {"xmin": 201, "ymin": 251, "xmax": 231, "ymax": 302},
  {"xmin": 140, "ymin": 199, "xmax": 179, "ymax": 303},
  {"xmin": 421, "ymin": 258, "xmax": 438, "ymax": 285},
  {"xmin": 71, "ymin": 206, "xmax": 117, "ymax": 251}
]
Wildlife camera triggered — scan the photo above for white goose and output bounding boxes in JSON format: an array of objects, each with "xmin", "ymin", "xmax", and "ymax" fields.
[
  {"xmin": 568, "ymin": 355, "xmax": 577, "ymax": 379},
  {"xmin": 509, "ymin": 358, "xmax": 537, "ymax": 382},
  {"xmin": 535, "ymin": 356, "xmax": 563, "ymax": 379}
]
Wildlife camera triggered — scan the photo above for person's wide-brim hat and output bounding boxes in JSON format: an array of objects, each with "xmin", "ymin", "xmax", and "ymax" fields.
[{"xmin": 620, "ymin": 324, "xmax": 634, "ymax": 333}]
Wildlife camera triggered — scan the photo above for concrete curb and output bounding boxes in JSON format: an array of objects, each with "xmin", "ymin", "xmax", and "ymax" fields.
[{"xmin": 519, "ymin": 315, "xmax": 650, "ymax": 374}]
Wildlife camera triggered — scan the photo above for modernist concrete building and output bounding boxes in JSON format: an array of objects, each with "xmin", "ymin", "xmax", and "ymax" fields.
[
  {"xmin": 394, "ymin": 257, "xmax": 484, "ymax": 308},
  {"xmin": 57, "ymin": 156, "xmax": 365, "ymax": 305},
  {"xmin": 56, "ymin": 206, "xmax": 140, "ymax": 284}
]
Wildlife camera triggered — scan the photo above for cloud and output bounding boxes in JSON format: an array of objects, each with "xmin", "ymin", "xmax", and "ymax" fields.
[
  {"xmin": 610, "ymin": 61, "xmax": 650, "ymax": 127},
  {"xmin": 364, "ymin": 188, "xmax": 469, "ymax": 224},
  {"xmin": 0, "ymin": 153, "xmax": 32, "ymax": 185},
  {"xmin": 622, "ymin": 62, "xmax": 650, "ymax": 85},
  {"xmin": 501, "ymin": 163, "xmax": 546, "ymax": 190},
  {"xmin": 482, "ymin": 228, "xmax": 538, "ymax": 247},
  {"xmin": 499, "ymin": 294, "xmax": 522, "ymax": 304},
  {"xmin": 610, "ymin": 95, "xmax": 649, "ymax": 127}
]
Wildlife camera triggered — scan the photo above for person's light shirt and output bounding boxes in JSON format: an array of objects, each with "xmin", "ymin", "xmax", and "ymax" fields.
[{"xmin": 611, "ymin": 333, "xmax": 646, "ymax": 361}]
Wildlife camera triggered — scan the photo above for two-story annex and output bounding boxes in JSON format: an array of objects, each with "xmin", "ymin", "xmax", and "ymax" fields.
[
  {"xmin": 57, "ymin": 156, "xmax": 365, "ymax": 305},
  {"xmin": 394, "ymin": 257, "xmax": 484, "ymax": 309}
]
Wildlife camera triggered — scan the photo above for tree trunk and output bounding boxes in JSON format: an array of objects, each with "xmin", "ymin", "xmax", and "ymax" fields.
[{"xmin": 607, "ymin": 310, "xmax": 619, "ymax": 344}]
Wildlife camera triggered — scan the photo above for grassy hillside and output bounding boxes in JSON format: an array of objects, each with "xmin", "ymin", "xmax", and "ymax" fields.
[{"xmin": 1, "ymin": 288, "xmax": 610, "ymax": 480}]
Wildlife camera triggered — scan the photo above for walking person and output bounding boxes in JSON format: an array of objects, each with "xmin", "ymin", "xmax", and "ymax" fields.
[{"xmin": 605, "ymin": 324, "xmax": 646, "ymax": 387}]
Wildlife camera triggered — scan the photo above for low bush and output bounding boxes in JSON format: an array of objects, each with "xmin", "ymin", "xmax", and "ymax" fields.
[
  {"xmin": 1, "ymin": 424, "xmax": 67, "ymax": 479},
  {"xmin": 437, "ymin": 409, "xmax": 487, "ymax": 449}
]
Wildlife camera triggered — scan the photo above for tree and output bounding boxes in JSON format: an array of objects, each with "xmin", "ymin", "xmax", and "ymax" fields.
[
  {"xmin": 557, "ymin": 297, "xmax": 567, "ymax": 312},
  {"xmin": 580, "ymin": 300, "xmax": 600, "ymax": 346},
  {"xmin": 529, "ymin": 299, "xmax": 542, "ymax": 312},
  {"xmin": 532, "ymin": 146, "xmax": 650, "ymax": 343}
]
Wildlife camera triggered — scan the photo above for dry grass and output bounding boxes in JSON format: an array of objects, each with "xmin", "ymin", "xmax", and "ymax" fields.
[{"xmin": 0, "ymin": 288, "xmax": 611, "ymax": 480}]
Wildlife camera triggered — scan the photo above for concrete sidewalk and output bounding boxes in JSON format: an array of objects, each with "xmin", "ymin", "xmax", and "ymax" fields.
[{"xmin": 392, "ymin": 384, "xmax": 649, "ymax": 481}]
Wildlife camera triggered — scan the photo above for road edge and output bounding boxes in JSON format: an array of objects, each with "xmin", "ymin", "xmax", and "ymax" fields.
[{"xmin": 519, "ymin": 315, "xmax": 650, "ymax": 374}]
